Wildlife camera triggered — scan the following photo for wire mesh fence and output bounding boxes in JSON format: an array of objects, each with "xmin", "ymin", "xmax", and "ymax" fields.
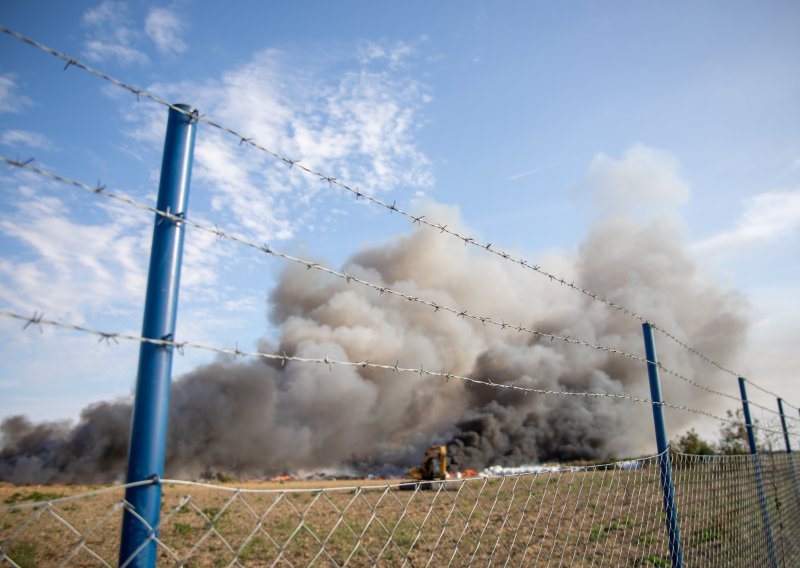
[
  {"xmin": 2, "ymin": 451, "xmax": 799, "ymax": 567},
  {"xmin": 672, "ymin": 452, "xmax": 800, "ymax": 567}
]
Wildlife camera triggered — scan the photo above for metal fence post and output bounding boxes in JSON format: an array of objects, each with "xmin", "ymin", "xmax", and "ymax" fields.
[
  {"xmin": 641, "ymin": 323, "xmax": 683, "ymax": 568},
  {"xmin": 777, "ymin": 397, "xmax": 800, "ymax": 507},
  {"xmin": 119, "ymin": 104, "xmax": 197, "ymax": 568},
  {"xmin": 777, "ymin": 398, "xmax": 793, "ymax": 453},
  {"xmin": 738, "ymin": 377, "xmax": 778, "ymax": 568}
]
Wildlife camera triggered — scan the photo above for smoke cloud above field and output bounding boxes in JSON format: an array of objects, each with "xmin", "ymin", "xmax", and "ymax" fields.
[{"xmin": 0, "ymin": 196, "xmax": 750, "ymax": 483}]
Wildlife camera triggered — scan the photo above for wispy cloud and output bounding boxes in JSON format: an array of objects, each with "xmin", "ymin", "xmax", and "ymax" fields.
[
  {"xmin": 695, "ymin": 189, "xmax": 800, "ymax": 252},
  {"xmin": 145, "ymin": 7, "xmax": 188, "ymax": 55},
  {"xmin": 357, "ymin": 38, "xmax": 423, "ymax": 69},
  {"xmin": 0, "ymin": 38, "xmax": 434, "ymax": 350},
  {"xmin": 0, "ymin": 182, "xmax": 149, "ymax": 322},
  {"xmin": 82, "ymin": 1, "xmax": 148, "ymax": 66},
  {"xmin": 5, "ymin": 164, "xmax": 247, "ymax": 311},
  {"xmin": 1, "ymin": 129, "xmax": 52, "ymax": 150},
  {"xmin": 119, "ymin": 43, "xmax": 433, "ymax": 245},
  {"xmin": 83, "ymin": 41, "xmax": 149, "ymax": 66},
  {"xmin": 0, "ymin": 75, "xmax": 32, "ymax": 114}
]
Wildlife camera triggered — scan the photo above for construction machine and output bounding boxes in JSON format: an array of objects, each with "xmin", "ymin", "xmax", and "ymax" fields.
[{"xmin": 407, "ymin": 445, "xmax": 448, "ymax": 481}]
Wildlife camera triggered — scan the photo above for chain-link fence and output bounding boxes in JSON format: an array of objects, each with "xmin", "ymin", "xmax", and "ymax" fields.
[
  {"xmin": 2, "ymin": 451, "xmax": 799, "ymax": 567},
  {"xmin": 672, "ymin": 452, "xmax": 800, "ymax": 567}
]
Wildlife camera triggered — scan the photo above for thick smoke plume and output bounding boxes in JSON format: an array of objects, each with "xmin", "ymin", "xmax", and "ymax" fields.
[{"xmin": 0, "ymin": 205, "xmax": 748, "ymax": 483}]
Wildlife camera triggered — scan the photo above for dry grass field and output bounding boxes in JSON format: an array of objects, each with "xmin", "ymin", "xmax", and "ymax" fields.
[{"xmin": 2, "ymin": 454, "xmax": 799, "ymax": 567}]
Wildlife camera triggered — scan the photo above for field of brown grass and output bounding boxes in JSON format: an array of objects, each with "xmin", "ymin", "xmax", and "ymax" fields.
[{"xmin": 2, "ymin": 454, "xmax": 798, "ymax": 567}]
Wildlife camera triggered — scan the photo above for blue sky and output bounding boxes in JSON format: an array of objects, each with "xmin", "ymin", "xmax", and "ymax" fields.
[{"xmin": 0, "ymin": 1, "xmax": 799, "ymax": 441}]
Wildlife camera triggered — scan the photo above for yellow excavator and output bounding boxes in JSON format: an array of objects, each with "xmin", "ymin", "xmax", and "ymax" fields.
[{"xmin": 407, "ymin": 445, "xmax": 448, "ymax": 481}]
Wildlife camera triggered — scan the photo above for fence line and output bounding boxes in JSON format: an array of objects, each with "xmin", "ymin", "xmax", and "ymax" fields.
[
  {"xmin": 6, "ymin": 154, "xmax": 795, "ymax": 427},
  {"xmin": 0, "ymin": 23, "xmax": 773, "ymax": 394}
]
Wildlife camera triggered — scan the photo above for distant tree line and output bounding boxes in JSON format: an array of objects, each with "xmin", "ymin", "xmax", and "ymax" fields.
[{"xmin": 671, "ymin": 409, "xmax": 784, "ymax": 455}]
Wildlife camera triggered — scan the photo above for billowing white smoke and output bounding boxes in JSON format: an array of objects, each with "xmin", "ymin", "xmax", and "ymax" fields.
[{"xmin": 0, "ymin": 203, "xmax": 748, "ymax": 483}]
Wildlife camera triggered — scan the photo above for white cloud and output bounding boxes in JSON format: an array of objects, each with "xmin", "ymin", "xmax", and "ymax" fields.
[
  {"xmin": 1, "ymin": 129, "xmax": 52, "ymax": 150},
  {"xmin": 0, "ymin": 75, "xmax": 32, "ymax": 113},
  {"xmin": 358, "ymin": 39, "xmax": 418, "ymax": 68},
  {"xmin": 84, "ymin": 40, "xmax": 149, "ymax": 66},
  {"xmin": 145, "ymin": 7, "xmax": 188, "ymax": 55},
  {"xmin": 695, "ymin": 190, "xmax": 800, "ymax": 252},
  {"xmin": 0, "ymin": 39, "xmax": 434, "ymax": 406},
  {"xmin": 222, "ymin": 296, "xmax": 260, "ymax": 313},
  {"xmin": 119, "ymin": 44, "xmax": 433, "ymax": 245},
  {"xmin": 0, "ymin": 168, "xmax": 230, "ymax": 327},
  {"xmin": 583, "ymin": 143, "xmax": 690, "ymax": 213},
  {"xmin": 82, "ymin": 1, "xmax": 148, "ymax": 66},
  {"xmin": 0, "ymin": 229, "xmax": 142, "ymax": 324},
  {"xmin": 0, "ymin": 186, "xmax": 149, "ymax": 322},
  {"xmin": 83, "ymin": 1, "xmax": 135, "ymax": 42}
]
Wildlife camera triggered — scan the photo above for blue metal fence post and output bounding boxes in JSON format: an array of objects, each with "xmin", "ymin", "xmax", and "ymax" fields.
[
  {"xmin": 641, "ymin": 323, "xmax": 683, "ymax": 568},
  {"xmin": 777, "ymin": 397, "xmax": 800, "ymax": 507},
  {"xmin": 119, "ymin": 104, "xmax": 197, "ymax": 568},
  {"xmin": 738, "ymin": 377, "xmax": 778, "ymax": 568},
  {"xmin": 778, "ymin": 398, "xmax": 793, "ymax": 453}
]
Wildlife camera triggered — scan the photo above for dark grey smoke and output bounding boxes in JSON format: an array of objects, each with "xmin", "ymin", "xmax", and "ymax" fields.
[
  {"xmin": 1, "ymin": 402, "xmax": 131, "ymax": 484},
  {"xmin": 0, "ymin": 206, "xmax": 749, "ymax": 483}
]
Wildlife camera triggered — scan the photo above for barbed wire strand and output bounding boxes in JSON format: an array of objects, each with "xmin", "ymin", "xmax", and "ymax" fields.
[
  {"xmin": 7, "ymin": 155, "xmax": 794, "ymax": 420},
  {"xmin": 780, "ymin": 398, "xmax": 800, "ymax": 413},
  {"xmin": 0, "ymin": 308, "xmax": 652, "ymax": 402},
  {"xmin": 0, "ymin": 308, "xmax": 788, "ymax": 437},
  {"xmin": 743, "ymin": 392, "xmax": 798, "ymax": 421},
  {"xmin": 745, "ymin": 379, "xmax": 796, "ymax": 406},
  {"xmin": 0, "ymin": 24, "xmax": 770, "ymax": 390}
]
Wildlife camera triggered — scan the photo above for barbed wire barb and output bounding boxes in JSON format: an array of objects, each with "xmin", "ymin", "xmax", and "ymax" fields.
[{"xmin": 22, "ymin": 311, "xmax": 44, "ymax": 333}]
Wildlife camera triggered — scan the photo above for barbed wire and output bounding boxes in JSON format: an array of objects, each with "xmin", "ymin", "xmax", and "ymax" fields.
[
  {"xmin": 0, "ymin": 24, "xmax": 771, "ymax": 394},
  {"xmin": 0, "ymin": 156, "xmax": 645, "ymax": 362},
  {"xmin": 1, "ymin": 156, "xmax": 167, "ymax": 216},
  {"xmin": 656, "ymin": 373, "xmax": 798, "ymax": 424},
  {"xmin": 8, "ymin": 155, "xmax": 793, "ymax": 420},
  {"xmin": 743, "ymin": 392, "xmax": 799, "ymax": 422},
  {"xmin": 0, "ymin": 156, "xmax": 654, "ymax": 357},
  {"xmin": 745, "ymin": 378, "xmax": 797, "ymax": 407},
  {"xmin": 1, "ymin": 308, "xmax": 789, "ymax": 437},
  {"xmin": 0, "ymin": 308, "xmax": 651, "ymax": 402},
  {"xmin": 780, "ymin": 398, "xmax": 800, "ymax": 413}
]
